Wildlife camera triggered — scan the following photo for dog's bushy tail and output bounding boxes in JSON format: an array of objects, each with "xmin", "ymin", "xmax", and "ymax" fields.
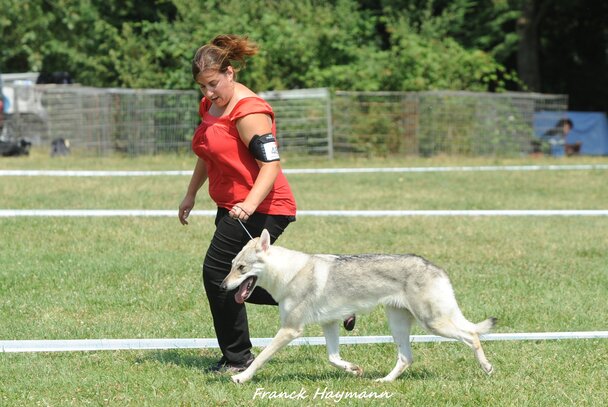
[{"xmin": 475, "ymin": 317, "xmax": 497, "ymax": 334}]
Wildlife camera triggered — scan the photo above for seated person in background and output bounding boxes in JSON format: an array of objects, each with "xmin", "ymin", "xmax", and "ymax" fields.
[
  {"xmin": 532, "ymin": 118, "xmax": 580, "ymax": 156},
  {"xmin": 543, "ymin": 118, "xmax": 573, "ymax": 142}
]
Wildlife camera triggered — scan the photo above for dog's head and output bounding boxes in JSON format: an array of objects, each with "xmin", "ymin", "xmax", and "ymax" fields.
[{"xmin": 220, "ymin": 229, "xmax": 272, "ymax": 304}]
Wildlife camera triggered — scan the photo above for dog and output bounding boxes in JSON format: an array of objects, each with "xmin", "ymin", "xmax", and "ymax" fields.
[
  {"xmin": 51, "ymin": 138, "xmax": 70, "ymax": 156},
  {"xmin": 0, "ymin": 138, "xmax": 32, "ymax": 157},
  {"xmin": 221, "ymin": 229, "xmax": 496, "ymax": 384}
]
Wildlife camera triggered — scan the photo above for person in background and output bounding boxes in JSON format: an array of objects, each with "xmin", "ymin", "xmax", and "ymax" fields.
[
  {"xmin": 554, "ymin": 118, "xmax": 573, "ymax": 139},
  {"xmin": 533, "ymin": 118, "xmax": 577, "ymax": 156}
]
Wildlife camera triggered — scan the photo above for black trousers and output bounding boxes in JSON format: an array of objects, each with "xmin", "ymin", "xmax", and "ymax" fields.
[{"xmin": 202, "ymin": 208, "xmax": 294, "ymax": 364}]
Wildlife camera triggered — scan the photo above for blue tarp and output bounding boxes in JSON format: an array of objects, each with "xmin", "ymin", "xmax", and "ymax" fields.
[{"xmin": 534, "ymin": 111, "xmax": 608, "ymax": 155}]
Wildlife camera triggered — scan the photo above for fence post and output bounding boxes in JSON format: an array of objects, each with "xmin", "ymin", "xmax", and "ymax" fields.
[
  {"xmin": 13, "ymin": 86, "xmax": 21, "ymax": 139},
  {"xmin": 325, "ymin": 88, "xmax": 334, "ymax": 159}
]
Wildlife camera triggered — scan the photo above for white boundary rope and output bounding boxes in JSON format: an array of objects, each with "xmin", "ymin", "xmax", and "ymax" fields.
[
  {"xmin": 0, "ymin": 170, "xmax": 191, "ymax": 177},
  {"xmin": 1, "ymin": 164, "xmax": 608, "ymax": 177},
  {"xmin": 285, "ymin": 164, "xmax": 608, "ymax": 174},
  {"xmin": 2, "ymin": 331, "xmax": 607, "ymax": 353},
  {"xmin": 2, "ymin": 209, "xmax": 608, "ymax": 218}
]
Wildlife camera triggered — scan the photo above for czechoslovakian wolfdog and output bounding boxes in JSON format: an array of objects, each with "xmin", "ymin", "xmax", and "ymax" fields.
[{"xmin": 221, "ymin": 230, "xmax": 496, "ymax": 384}]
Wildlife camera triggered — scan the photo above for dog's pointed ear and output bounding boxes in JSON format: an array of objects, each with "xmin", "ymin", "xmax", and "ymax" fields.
[{"xmin": 257, "ymin": 229, "xmax": 271, "ymax": 252}]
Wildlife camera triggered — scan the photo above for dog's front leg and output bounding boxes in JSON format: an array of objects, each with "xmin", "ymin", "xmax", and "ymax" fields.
[
  {"xmin": 322, "ymin": 323, "xmax": 363, "ymax": 376},
  {"xmin": 231, "ymin": 327, "xmax": 303, "ymax": 384}
]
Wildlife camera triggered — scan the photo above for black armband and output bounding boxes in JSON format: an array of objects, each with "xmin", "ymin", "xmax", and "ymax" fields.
[{"xmin": 248, "ymin": 133, "xmax": 280, "ymax": 162}]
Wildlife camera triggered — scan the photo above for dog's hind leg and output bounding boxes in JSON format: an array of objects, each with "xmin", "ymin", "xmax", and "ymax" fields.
[
  {"xmin": 322, "ymin": 322, "xmax": 363, "ymax": 376},
  {"xmin": 231, "ymin": 326, "xmax": 303, "ymax": 384},
  {"xmin": 424, "ymin": 314, "xmax": 495, "ymax": 375},
  {"xmin": 376, "ymin": 306, "xmax": 415, "ymax": 382},
  {"xmin": 460, "ymin": 317, "xmax": 495, "ymax": 375},
  {"xmin": 467, "ymin": 330, "xmax": 493, "ymax": 375}
]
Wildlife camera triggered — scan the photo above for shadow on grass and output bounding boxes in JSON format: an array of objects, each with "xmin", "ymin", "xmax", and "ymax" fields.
[
  {"xmin": 137, "ymin": 348, "xmax": 436, "ymax": 383},
  {"xmin": 136, "ymin": 349, "xmax": 220, "ymax": 371},
  {"xmin": 263, "ymin": 368, "xmax": 435, "ymax": 383}
]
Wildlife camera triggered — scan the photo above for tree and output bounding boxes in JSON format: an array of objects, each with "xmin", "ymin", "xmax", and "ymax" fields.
[
  {"xmin": 0, "ymin": 0, "xmax": 548, "ymax": 96},
  {"xmin": 515, "ymin": 0, "xmax": 549, "ymax": 91},
  {"xmin": 378, "ymin": 0, "xmax": 608, "ymax": 110},
  {"xmin": 538, "ymin": 0, "xmax": 608, "ymax": 111},
  {"xmin": 0, "ymin": 0, "xmax": 52, "ymax": 71}
]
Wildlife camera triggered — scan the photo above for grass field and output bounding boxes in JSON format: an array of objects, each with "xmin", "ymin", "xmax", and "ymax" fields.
[{"xmin": 1, "ymin": 151, "xmax": 607, "ymax": 406}]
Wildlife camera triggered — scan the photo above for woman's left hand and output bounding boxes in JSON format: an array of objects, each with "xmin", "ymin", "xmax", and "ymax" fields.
[{"xmin": 230, "ymin": 202, "xmax": 254, "ymax": 221}]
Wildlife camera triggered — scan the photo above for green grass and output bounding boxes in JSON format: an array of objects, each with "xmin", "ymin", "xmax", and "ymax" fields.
[
  {"xmin": 1, "ymin": 152, "xmax": 608, "ymax": 405},
  {"xmin": 2, "ymin": 170, "xmax": 608, "ymax": 210},
  {"xmin": 2, "ymin": 147, "xmax": 608, "ymax": 171}
]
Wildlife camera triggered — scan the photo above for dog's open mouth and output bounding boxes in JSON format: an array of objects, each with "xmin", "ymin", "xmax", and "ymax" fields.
[{"xmin": 235, "ymin": 276, "xmax": 257, "ymax": 304}]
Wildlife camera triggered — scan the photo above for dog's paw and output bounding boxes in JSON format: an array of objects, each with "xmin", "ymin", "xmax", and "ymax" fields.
[
  {"xmin": 374, "ymin": 377, "xmax": 394, "ymax": 383},
  {"xmin": 346, "ymin": 364, "xmax": 364, "ymax": 377},
  {"xmin": 231, "ymin": 372, "xmax": 251, "ymax": 384}
]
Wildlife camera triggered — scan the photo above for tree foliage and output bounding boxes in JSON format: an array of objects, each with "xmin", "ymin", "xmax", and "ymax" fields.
[
  {"xmin": 1, "ymin": 0, "xmax": 605, "ymax": 110},
  {"xmin": 385, "ymin": 0, "xmax": 607, "ymax": 111}
]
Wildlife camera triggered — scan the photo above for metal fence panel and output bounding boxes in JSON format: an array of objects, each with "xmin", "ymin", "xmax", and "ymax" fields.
[
  {"xmin": 260, "ymin": 88, "xmax": 332, "ymax": 157},
  {"xmin": 333, "ymin": 90, "xmax": 568, "ymax": 156},
  {"xmin": 3, "ymin": 85, "xmax": 567, "ymax": 157},
  {"xmin": 3, "ymin": 85, "xmax": 200, "ymax": 156}
]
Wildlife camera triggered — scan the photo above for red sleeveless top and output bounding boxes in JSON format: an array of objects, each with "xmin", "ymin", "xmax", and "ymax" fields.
[{"xmin": 191, "ymin": 96, "xmax": 297, "ymax": 216}]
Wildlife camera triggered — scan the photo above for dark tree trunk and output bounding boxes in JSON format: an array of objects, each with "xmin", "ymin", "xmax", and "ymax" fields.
[{"xmin": 516, "ymin": 0, "xmax": 549, "ymax": 91}]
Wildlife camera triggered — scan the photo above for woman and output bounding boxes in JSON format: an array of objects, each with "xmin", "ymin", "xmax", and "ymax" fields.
[
  {"xmin": 178, "ymin": 34, "xmax": 297, "ymax": 373},
  {"xmin": 179, "ymin": 34, "xmax": 354, "ymax": 373}
]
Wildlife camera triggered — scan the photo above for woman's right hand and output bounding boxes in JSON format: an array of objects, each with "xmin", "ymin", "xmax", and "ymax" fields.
[{"xmin": 178, "ymin": 195, "xmax": 195, "ymax": 225}]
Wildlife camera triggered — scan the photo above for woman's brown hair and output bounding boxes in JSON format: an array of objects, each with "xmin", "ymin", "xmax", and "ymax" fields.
[{"xmin": 192, "ymin": 34, "xmax": 259, "ymax": 80}]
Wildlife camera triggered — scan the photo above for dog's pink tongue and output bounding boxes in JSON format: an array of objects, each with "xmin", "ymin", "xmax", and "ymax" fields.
[{"xmin": 235, "ymin": 278, "xmax": 251, "ymax": 304}]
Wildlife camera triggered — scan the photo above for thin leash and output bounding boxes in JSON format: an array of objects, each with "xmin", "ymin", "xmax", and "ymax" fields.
[
  {"xmin": 237, "ymin": 218, "xmax": 255, "ymax": 240},
  {"xmin": 233, "ymin": 205, "xmax": 255, "ymax": 240}
]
